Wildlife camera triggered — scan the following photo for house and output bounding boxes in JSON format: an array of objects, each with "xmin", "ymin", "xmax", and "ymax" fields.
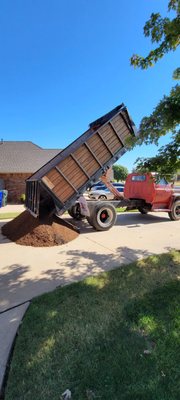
[{"xmin": 0, "ymin": 141, "xmax": 61, "ymax": 202}]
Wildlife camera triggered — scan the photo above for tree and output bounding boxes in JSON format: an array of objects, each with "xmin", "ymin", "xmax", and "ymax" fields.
[
  {"xmin": 113, "ymin": 165, "xmax": 128, "ymax": 182},
  {"xmin": 130, "ymin": 0, "xmax": 180, "ymax": 178}
]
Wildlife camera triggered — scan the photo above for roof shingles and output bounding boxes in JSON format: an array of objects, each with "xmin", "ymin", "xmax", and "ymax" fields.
[{"xmin": 0, "ymin": 141, "xmax": 61, "ymax": 173}]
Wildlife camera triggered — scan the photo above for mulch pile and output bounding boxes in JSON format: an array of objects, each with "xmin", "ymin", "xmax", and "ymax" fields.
[{"xmin": 2, "ymin": 211, "xmax": 79, "ymax": 247}]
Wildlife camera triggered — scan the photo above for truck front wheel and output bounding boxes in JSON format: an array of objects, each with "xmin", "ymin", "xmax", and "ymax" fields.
[
  {"xmin": 87, "ymin": 202, "xmax": 117, "ymax": 231},
  {"xmin": 168, "ymin": 200, "xmax": 180, "ymax": 221}
]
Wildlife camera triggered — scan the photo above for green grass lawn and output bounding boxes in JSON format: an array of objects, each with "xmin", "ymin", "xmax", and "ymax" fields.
[
  {"xmin": 0, "ymin": 209, "xmax": 136, "ymax": 221},
  {"xmin": 5, "ymin": 251, "xmax": 180, "ymax": 400},
  {"xmin": 116, "ymin": 207, "xmax": 138, "ymax": 213},
  {"xmin": 0, "ymin": 212, "xmax": 21, "ymax": 220}
]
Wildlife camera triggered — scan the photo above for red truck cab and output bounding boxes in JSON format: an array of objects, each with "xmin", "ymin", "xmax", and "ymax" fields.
[{"xmin": 124, "ymin": 172, "xmax": 175, "ymax": 211}]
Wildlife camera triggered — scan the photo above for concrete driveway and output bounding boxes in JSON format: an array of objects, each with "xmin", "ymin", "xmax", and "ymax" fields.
[
  {"xmin": 1, "ymin": 211, "xmax": 180, "ymax": 312},
  {"xmin": 0, "ymin": 211, "xmax": 180, "ymax": 394}
]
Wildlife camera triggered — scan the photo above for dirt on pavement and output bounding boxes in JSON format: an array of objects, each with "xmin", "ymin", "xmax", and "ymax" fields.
[{"xmin": 2, "ymin": 211, "xmax": 79, "ymax": 247}]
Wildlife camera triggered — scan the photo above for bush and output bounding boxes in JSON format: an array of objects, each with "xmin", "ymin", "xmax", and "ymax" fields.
[{"xmin": 20, "ymin": 193, "xmax": 26, "ymax": 203}]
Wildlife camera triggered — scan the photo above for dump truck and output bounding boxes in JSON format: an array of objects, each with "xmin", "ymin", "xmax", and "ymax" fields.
[
  {"xmin": 124, "ymin": 172, "xmax": 180, "ymax": 220},
  {"xmin": 26, "ymin": 104, "xmax": 180, "ymax": 231},
  {"xmin": 26, "ymin": 103, "xmax": 137, "ymax": 219},
  {"xmin": 68, "ymin": 172, "xmax": 180, "ymax": 231}
]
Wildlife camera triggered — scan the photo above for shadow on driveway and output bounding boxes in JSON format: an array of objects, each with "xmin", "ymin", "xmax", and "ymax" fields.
[
  {"xmin": 0, "ymin": 245, "xmax": 154, "ymax": 313},
  {"xmin": 64, "ymin": 212, "xmax": 170, "ymax": 234}
]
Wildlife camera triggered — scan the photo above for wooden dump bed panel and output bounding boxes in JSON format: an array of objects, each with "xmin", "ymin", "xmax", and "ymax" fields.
[
  {"xmin": 41, "ymin": 121, "xmax": 124, "ymax": 204},
  {"xmin": 26, "ymin": 104, "xmax": 137, "ymax": 216}
]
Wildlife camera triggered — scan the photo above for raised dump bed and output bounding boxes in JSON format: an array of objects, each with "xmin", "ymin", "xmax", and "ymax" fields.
[{"xmin": 26, "ymin": 103, "xmax": 137, "ymax": 217}]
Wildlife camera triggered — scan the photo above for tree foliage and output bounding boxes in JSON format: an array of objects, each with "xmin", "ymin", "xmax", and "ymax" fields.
[
  {"xmin": 130, "ymin": 0, "xmax": 180, "ymax": 177},
  {"xmin": 113, "ymin": 165, "xmax": 129, "ymax": 182},
  {"xmin": 137, "ymin": 84, "xmax": 180, "ymax": 146},
  {"xmin": 135, "ymin": 132, "xmax": 180, "ymax": 180},
  {"xmin": 130, "ymin": 0, "xmax": 180, "ymax": 69}
]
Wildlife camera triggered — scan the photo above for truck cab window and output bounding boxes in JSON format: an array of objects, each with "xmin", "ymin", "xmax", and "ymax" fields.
[{"xmin": 132, "ymin": 175, "xmax": 146, "ymax": 182}]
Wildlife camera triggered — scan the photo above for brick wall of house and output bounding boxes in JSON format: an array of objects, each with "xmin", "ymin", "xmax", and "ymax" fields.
[{"xmin": 0, "ymin": 173, "xmax": 31, "ymax": 203}]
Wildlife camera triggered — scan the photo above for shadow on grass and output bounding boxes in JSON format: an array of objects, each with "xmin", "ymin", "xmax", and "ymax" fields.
[
  {"xmin": 0, "ymin": 244, "xmax": 157, "ymax": 313},
  {"xmin": 4, "ymin": 251, "xmax": 180, "ymax": 400},
  {"xmin": 1, "ymin": 246, "xmax": 178, "ymax": 313}
]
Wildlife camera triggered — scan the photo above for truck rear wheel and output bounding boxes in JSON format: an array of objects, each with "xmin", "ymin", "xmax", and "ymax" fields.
[
  {"xmin": 87, "ymin": 202, "xmax": 117, "ymax": 231},
  {"xmin": 168, "ymin": 200, "xmax": 180, "ymax": 221},
  {"xmin": 68, "ymin": 204, "xmax": 85, "ymax": 220},
  {"xmin": 138, "ymin": 207, "xmax": 148, "ymax": 214}
]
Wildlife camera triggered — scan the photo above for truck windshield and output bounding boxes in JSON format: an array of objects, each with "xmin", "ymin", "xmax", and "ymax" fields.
[{"xmin": 156, "ymin": 177, "xmax": 168, "ymax": 185}]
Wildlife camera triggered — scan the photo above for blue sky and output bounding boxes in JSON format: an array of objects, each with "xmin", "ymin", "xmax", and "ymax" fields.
[{"xmin": 0, "ymin": 0, "xmax": 179, "ymax": 171}]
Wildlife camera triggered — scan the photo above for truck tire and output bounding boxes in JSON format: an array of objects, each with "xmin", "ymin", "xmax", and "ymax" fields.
[
  {"xmin": 138, "ymin": 207, "xmax": 148, "ymax": 214},
  {"xmin": 68, "ymin": 204, "xmax": 85, "ymax": 220},
  {"xmin": 87, "ymin": 202, "xmax": 117, "ymax": 231},
  {"xmin": 168, "ymin": 200, "xmax": 180, "ymax": 221},
  {"xmin": 86, "ymin": 215, "xmax": 95, "ymax": 227}
]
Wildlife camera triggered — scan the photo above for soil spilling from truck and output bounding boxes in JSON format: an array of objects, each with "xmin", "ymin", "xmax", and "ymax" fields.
[{"xmin": 2, "ymin": 211, "xmax": 79, "ymax": 247}]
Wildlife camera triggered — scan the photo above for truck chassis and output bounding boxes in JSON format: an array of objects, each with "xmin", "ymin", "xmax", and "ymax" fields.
[{"xmin": 68, "ymin": 193, "xmax": 180, "ymax": 231}]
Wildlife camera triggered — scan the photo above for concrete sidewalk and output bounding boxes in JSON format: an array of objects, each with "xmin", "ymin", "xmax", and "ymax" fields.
[
  {"xmin": 0, "ymin": 211, "xmax": 180, "ymax": 395},
  {"xmin": 0, "ymin": 204, "xmax": 25, "ymax": 214}
]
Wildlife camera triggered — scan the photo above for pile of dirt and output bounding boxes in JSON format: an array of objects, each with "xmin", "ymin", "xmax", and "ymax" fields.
[{"xmin": 2, "ymin": 211, "xmax": 79, "ymax": 247}]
